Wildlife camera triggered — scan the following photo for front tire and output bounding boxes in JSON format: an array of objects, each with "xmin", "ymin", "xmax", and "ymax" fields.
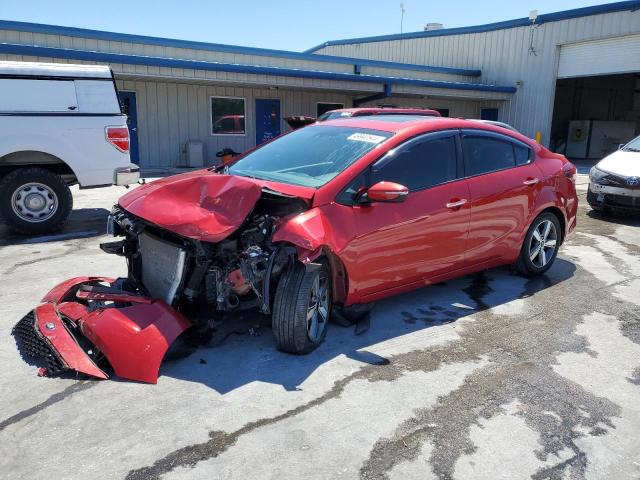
[
  {"xmin": 0, "ymin": 167, "xmax": 73, "ymax": 235},
  {"xmin": 272, "ymin": 261, "xmax": 331, "ymax": 354},
  {"xmin": 514, "ymin": 212, "xmax": 561, "ymax": 277}
]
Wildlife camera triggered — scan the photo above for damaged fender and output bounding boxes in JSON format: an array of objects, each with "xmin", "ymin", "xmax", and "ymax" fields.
[
  {"xmin": 272, "ymin": 207, "xmax": 349, "ymax": 304},
  {"xmin": 14, "ymin": 278, "xmax": 191, "ymax": 384}
]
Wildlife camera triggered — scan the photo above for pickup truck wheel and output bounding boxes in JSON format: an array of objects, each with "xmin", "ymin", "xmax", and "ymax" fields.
[
  {"xmin": 272, "ymin": 261, "xmax": 331, "ymax": 354},
  {"xmin": 0, "ymin": 167, "xmax": 73, "ymax": 235}
]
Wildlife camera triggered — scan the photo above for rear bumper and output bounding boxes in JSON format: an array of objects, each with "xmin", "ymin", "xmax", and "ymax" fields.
[
  {"xmin": 114, "ymin": 164, "xmax": 140, "ymax": 186},
  {"xmin": 13, "ymin": 278, "xmax": 191, "ymax": 383}
]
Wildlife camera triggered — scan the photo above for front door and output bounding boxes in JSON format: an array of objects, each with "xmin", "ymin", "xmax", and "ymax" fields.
[
  {"xmin": 255, "ymin": 99, "xmax": 281, "ymax": 146},
  {"xmin": 341, "ymin": 131, "xmax": 470, "ymax": 299},
  {"xmin": 118, "ymin": 91, "xmax": 139, "ymax": 165}
]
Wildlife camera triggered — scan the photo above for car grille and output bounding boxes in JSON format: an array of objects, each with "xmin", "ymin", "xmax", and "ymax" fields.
[
  {"xmin": 12, "ymin": 312, "xmax": 66, "ymax": 376},
  {"xmin": 138, "ymin": 232, "xmax": 187, "ymax": 304},
  {"xmin": 602, "ymin": 174, "xmax": 640, "ymax": 190}
]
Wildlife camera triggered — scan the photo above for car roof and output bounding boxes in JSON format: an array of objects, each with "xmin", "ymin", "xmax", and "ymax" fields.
[
  {"xmin": 326, "ymin": 107, "xmax": 441, "ymax": 117},
  {"xmin": 467, "ymin": 119, "xmax": 519, "ymax": 132},
  {"xmin": 317, "ymin": 115, "xmax": 535, "ymax": 144}
]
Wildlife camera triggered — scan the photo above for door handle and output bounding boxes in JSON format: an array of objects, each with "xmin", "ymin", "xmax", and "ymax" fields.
[
  {"xmin": 523, "ymin": 177, "xmax": 539, "ymax": 186},
  {"xmin": 446, "ymin": 199, "xmax": 468, "ymax": 209}
]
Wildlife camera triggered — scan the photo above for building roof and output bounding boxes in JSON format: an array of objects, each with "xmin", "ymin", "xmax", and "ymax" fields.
[
  {"xmin": 0, "ymin": 43, "xmax": 516, "ymax": 94},
  {"xmin": 0, "ymin": 19, "xmax": 480, "ymax": 77},
  {"xmin": 304, "ymin": 0, "xmax": 640, "ymax": 52}
]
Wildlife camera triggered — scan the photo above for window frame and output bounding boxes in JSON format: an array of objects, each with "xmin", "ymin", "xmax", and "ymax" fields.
[
  {"xmin": 460, "ymin": 129, "xmax": 533, "ymax": 179},
  {"xmin": 336, "ymin": 129, "xmax": 463, "ymax": 205},
  {"xmin": 210, "ymin": 95, "xmax": 247, "ymax": 137}
]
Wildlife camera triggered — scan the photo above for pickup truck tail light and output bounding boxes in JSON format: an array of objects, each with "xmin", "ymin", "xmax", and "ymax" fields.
[{"xmin": 106, "ymin": 126, "xmax": 130, "ymax": 153}]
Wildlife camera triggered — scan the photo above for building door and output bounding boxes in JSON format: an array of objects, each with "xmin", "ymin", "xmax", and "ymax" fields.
[
  {"xmin": 118, "ymin": 91, "xmax": 139, "ymax": 165},
  {"xmin": 255, "ymin": 99, "xmax": 281, "ymax": 146},
  {"xmin": 480, "ymin": 108, "xmax": 499, "ymax": 121}
]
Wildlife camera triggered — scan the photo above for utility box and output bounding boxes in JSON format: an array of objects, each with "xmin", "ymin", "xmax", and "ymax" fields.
[{"xmin": 185, "ymin": 141, "xmax": 204, "ymax": 168}]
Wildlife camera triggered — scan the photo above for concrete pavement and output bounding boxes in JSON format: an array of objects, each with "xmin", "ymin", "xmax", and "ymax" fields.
[{"xmin": 0, "ymin": 175, "xmax": 639, "ymax": 480}]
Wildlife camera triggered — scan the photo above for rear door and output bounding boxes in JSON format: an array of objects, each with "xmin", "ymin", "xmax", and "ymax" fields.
[
  {"xmin": 340, "ymin": 130, "xmax": 471, "ymax": 298},
  {"xmin": 461, "ymin": 130, "xmax": 542, "ymax": 265}
]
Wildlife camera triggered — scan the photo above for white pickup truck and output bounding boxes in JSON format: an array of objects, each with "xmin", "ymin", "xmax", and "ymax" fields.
[{"xmin": 0, "ymin": 61, "xmax": 139, "ymax": 234}]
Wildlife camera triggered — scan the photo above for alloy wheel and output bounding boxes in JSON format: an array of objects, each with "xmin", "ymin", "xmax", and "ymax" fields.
[
  {"xmin": 306, "ymin": 271, "xmax": 329, "ymax": 342},
  {"xmin": 529, "ymin": 219, "xmax": 558, "ymax": 268}
]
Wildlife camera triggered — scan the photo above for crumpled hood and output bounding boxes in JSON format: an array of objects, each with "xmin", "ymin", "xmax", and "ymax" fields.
[
  {"xmin": 118, "ymin": 171, "xmax": 263, "ymax": 242},
  {"xmin": 597, "ymin": 150, "xmax": 640, "ymax": 178}
]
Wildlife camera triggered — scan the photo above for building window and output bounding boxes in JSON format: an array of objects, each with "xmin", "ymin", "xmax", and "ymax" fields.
[
  {"xmin": 433, "ymin": 108, "xmax": 450, "ymax": 117},
  {"xmin": 317, "ymin": 102, "xmax": 344, "ymax": 117},
  {"xmin": 211, "ymin": 97, "xmax": 245, "ymax": 135}
]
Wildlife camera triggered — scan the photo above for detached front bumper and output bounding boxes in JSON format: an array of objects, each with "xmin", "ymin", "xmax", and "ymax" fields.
[
  {"xmin": 13, "ymin": 277, "xmax": 191, "ymax": 383},
  {"xmin": 114, "ymin": 164, "xmax": 140, "ymax": 186}
]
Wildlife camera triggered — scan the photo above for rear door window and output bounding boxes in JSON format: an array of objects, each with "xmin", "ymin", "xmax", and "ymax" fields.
[
  {"xmin": 371, "ymin": 133, "xmax": 458, "ymax": 192},
  {"xmin": 514, "ymin": 143, "xmax": 532, "ymax": 165},
  {"xmin": 462, "ymin": 135, "xmax": 516, "ymax": 176}
]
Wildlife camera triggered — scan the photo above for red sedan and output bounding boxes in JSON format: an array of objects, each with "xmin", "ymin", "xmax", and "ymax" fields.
[{"xmin": 15, "ymin": 115, "xmax": 578, "ymax": 383}]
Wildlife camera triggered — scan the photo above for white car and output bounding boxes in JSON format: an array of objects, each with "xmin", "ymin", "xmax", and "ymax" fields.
[
  {"xmin": 588, "ymin": 135, "xmax": 640, "ymax": 214},
  {"xmin": 0, "ymin": 61, "xmax": 139, "ymax": 234}
]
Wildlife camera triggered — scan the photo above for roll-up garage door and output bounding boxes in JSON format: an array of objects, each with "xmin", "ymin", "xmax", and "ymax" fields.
[{"xmin": 558, "ymin": 34, "xmax": 640, "ymax": 79}]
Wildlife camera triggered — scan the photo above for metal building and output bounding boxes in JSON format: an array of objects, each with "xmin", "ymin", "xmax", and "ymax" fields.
[
  {"xmin": 309, "ymin": 1, "xmax": 640, "ymax": 156},
  {"xmin": 0, "ymin": 21, "xmax": 512, "ymax": 171},
  {"xmin": 1, "ymin": 1, "xmax": 639, "ymax": 170}
]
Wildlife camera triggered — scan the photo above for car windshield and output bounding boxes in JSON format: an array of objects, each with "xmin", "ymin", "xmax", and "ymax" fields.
[
  {"xmin": 228, "ymin": 125, "xmax": 392, "ymax": 187},
  {"xmin": 622, "ymin": 135, "xmax": 640, "ymax": 153}
]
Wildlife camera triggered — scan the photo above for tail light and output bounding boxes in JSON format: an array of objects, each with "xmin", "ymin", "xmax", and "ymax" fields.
[
  {"xmin": 563, "ymin": 162, "xmax": 577, "ymax": 185},
  {"xmin": 106, "ymin": 126, "xmax": 130, "ymax": 153}
]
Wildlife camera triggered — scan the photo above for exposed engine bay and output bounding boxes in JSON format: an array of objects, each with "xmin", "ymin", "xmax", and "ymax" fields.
[{"xmin": 104, "ymin": 189, "xmax": 308, "ymax": 319}]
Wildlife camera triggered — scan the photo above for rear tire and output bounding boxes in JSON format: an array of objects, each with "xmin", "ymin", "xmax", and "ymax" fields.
[
  {"xmin": 514, "ymin": 212, "xmax": 561, "ymax": 277},
  {"xmin": 0, "ymin": 167, "xmax": 73, "ymax": 235},
  {"xmin": 272, "ymin": 261, "xmax": 331, "ymax": 354}
]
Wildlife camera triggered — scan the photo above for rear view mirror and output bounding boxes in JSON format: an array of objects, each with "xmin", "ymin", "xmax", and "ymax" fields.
[{"xmin": 366, "ymin": 181, "xmax": 409, "ymax": 203}]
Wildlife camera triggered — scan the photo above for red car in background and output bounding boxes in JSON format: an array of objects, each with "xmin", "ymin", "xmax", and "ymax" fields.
[
  {"xmin": 15, "ymin": 115, "xmax": 577, "ymax": 383},
  {"xmin": 317, "ymin": 106, "xmax": 441, "ymax": 121}
]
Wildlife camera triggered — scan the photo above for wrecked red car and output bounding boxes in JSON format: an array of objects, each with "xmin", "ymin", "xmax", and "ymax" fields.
[{"xmin": 14, "ymin": 115, "xmax": 578, "ymax": 383}]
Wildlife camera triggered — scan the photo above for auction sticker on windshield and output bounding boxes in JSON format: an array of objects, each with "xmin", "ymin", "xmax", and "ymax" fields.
[{"xmin": 347, "ymin": 133, "xmax": 387, "ymax": 144}]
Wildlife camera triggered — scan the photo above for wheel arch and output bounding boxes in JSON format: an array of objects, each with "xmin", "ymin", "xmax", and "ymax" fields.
[
  {"xmin": 0, "ymin": 150, "xmax": 78, "ymax": 184},
  {"xmin": 537, "ymin": 206, "xmax": 566, "ymax": 245},
  {"xmin": 273, "ymin": 242, "xmax": 349, "ymax": 306}
]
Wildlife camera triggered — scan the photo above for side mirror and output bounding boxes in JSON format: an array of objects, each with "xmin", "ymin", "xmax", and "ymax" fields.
[
  {"xmin": 365, "ymin": 181, "xmax": 409, "ymax": 203},
  {"xmin": 619, "ymin": 143, "xmax": 625, "ymax": 150}
]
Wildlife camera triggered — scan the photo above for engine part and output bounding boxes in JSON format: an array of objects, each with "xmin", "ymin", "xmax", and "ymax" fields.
[{"xmin": 137, "ymin": 231, "xmax": 187, "ymax": 304}]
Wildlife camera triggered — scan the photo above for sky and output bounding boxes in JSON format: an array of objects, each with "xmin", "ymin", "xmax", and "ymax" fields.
[{"xmin": 0, "ymin": 0, "xmax": 614, "ymax": 51}]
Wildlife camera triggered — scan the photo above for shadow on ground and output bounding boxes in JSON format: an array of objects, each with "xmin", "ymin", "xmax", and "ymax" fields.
[
  {"xmin": 160, "ymin": 259, "xmax": 576, "ymax": 393},
  {"xmin": 586, "ymin": 208, "xmax": 640, "ymax": 226},
  {"xmin": 0, "ymin": 208, "xmax": 109, "ymax": 246}
]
